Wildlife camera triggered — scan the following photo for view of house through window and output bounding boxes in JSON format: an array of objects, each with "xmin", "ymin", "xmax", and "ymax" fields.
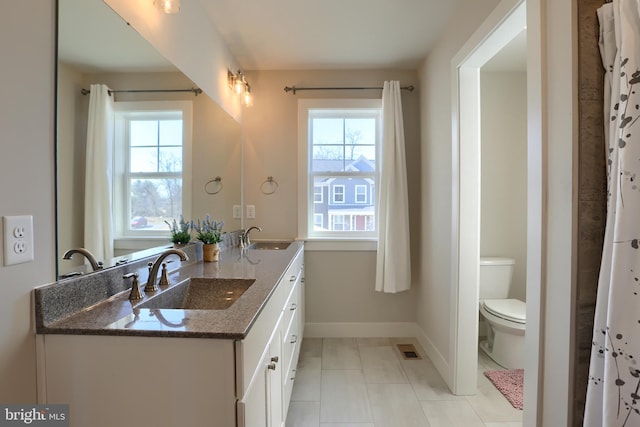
[
  {"xmin": 113, "ymin": 101, "xmax": 191, "ymax": 238},
  {"xmin": 303, "ymin": 101, "xmax": 380, "ymax": 237}
]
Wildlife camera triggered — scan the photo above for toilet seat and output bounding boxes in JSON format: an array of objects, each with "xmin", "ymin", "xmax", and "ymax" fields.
[{"xmin": 482, "ymin": 299, "xmax": 526, "ymax": 324}]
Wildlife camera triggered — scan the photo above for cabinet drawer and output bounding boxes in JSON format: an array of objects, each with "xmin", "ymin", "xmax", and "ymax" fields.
[
  {"xmin": 281, "ymin": 278, "xmax": 300, "ymax": 337},
  {"xmin": 282, "ymin": 305, "xmax": 299, "ymax": 373},
  {"xmin": 283, "ymin": 363, "xmax": 296, "ymax": 418},
  {"xmin": 279, "ymin": 251, "xmax": 303, "ymax": 300}
]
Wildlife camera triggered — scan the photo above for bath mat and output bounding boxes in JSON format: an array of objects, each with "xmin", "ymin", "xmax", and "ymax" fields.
[{"xmin": 484, "ymin": 369, "xmax": 524, "ymax": 410}]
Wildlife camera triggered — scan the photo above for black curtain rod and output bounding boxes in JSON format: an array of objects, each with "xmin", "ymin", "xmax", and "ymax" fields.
[
  {"xmin": 80, "ymin": 87, "xmax": 203, "ymax": 96},
  {"xmin": 283, "ymin": 85, "xmax": 415, "ymax": 95}
]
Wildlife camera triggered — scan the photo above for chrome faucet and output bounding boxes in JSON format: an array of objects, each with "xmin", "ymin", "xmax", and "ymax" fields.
[
  {"xmin": 145, "ymin": 249, "xmax": 188, "ymax": 293},
  {"xmin": 62, "ymin": 248, "xmax": 103, "ymax": 271},
  {"xmin": 241, "ymin": 226, "xmax": 262, "ymax": 247}
]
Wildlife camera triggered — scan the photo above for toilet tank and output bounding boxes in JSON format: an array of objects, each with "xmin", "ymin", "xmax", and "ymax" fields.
[{"xmin": 479, "ymin": 257, "xmax": 515, "ymax": 299}]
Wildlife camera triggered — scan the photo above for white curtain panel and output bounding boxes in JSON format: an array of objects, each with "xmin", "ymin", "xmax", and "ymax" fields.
[
  {"xmin": 585, "ymin": 1, "xmax": 640, "ymax": 425},
  {"xmin": 84, "ymin": 84, "xmax": 114, "ymax": 263},
  {"xmin": 375, "ymin": 81, "xmax": 411, "ymax": 293}
]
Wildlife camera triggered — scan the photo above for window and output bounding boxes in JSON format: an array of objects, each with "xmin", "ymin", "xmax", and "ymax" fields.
[
  {"xmin": 355, "ymin": 185, "xmax": 367, "ymax": 204},
  {"xmin": 314, "ymin": 185, "xmax": 323, "ymax": 203},
  {"xmin": 332, "ymin": 185, "xmax": 345, "ymax": 204},
  {"xmin": 113, "ymin": 101, "xmax": 192, "ymax": 239},
  {"xmin": 314, "ymin": 213, "xmax": 324, "ymax": 229},
  {"xmin": 298, "ymin": 99, "xmax": 380, "ymax": 239}
]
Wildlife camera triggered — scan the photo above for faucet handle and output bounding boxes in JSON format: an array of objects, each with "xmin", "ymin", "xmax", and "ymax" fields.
[
  {"xmin": 124, "ymin": 273, "xmax": 143, "ymax": 301},
  {"xmin": 159, "ymin": 263, "xmax": 170, "ymax": 287}
]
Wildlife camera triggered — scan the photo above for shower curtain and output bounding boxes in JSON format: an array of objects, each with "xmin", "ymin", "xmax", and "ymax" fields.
[
  {"xmin": 84, "ymin": 84, "xmax": 114, "ymax": 263},
  {"xmin": 584, "ymin": 1, "xmax": 640, "ymax": 425},
  {"xmin": 375, "ymin": 81, "xmax": 411, "ymax": 293}
]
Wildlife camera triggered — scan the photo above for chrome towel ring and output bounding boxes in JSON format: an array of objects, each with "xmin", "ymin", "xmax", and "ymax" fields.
[
  {"xmin": 260, "ymin": 176, "xmax": 278, "ymax": 195},
  {"xmin": 204, "ymin": 176, "xmax": 223, "ymax": 195}
]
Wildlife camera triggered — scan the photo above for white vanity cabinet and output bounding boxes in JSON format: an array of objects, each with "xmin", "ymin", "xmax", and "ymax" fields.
[
  {"xmin": 236, "ymin": 249, "xmax": 304, "ymax": 427},
  {"xmin": 36, "ymin": 246, "xmax": 305, "ymax": 427}
]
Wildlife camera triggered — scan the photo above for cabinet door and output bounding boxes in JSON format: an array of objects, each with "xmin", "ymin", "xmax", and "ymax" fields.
[
  {"xmin": 238, "ymin": 349, "xmax": 269, "ymax": 427},
  {"xmin": 268, "ymin": 334, "xmax": 283, "ymax": 427},
  {"xmin": 238, "ymin": 330, "xmax": 283, "ymax": 427}
]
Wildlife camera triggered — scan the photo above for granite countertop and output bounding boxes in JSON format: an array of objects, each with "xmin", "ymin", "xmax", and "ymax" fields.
[{"xmin": 35, "ymin": 242, "xmax": 303, "ymax": 340}]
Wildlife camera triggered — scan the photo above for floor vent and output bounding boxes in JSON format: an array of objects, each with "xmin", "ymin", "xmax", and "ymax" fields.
[{"xmin": 397, "ymin": 344, "xmax": 421, "ymax": 360}]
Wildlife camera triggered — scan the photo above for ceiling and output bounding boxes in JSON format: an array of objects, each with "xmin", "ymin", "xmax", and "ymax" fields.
[
  {"xmin": 198, "ymin": 0, "xmax": 463, "ymax": 70},
  {"xmin": 58, "ymin": 0, "xmax": 526, "ymax": 73},
  {"xmin": 58, "ymin": 0, "xmax": 175, "ymax": 73}
]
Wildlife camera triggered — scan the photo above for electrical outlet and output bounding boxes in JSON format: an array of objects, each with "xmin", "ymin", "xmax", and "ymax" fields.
[
  {"xmin": 233, "ymin": 205, "xmax": 242, "ymax": 219},
  {"xmin": 246, "ymin": 205, "xmax": 256, "ymax": 219},
  {"xmin": 3, "ymin": 215, "xmax": 34, "ymax": 266}
]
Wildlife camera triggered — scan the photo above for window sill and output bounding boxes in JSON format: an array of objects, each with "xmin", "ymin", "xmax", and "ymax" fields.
[
  {"xmin": 114, "ymin": 237, "xmax": 169, "ymax": 251},
  {"xmin": 298, "ymin": 238, "xmax": 377, "ymax": 251}
]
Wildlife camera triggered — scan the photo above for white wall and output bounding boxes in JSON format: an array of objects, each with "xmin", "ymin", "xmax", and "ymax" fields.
[
  {"xmin": 416, "ymin": 0, "xmax": 501, "ymax": 376},
  {"xmin": 539, "ymin": 0, "xmax": 578, "ymax": 424},
  {"xmin": 0, "ymin": 1, "xmax": 56, "ymax": 403},
  {"xmin": 242, "ymin": 69, "xmax": 421, "ymax": 325},
  {"xmin": 480, "ymin": 71, "xmax": 527, "ymax": 302},
  {"xmin": 57, "ymin": 62, "xmax": 86, "ymax": 264}
]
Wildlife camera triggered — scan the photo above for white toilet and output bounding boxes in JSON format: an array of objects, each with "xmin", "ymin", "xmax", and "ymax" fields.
[{"xmin": 479, "ymin": 257, "xmax": 525, "ymax": 369}]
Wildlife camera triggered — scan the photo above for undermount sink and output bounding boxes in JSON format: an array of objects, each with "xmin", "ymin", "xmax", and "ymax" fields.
[
  {"xmin": 248, "ymin": 241, "xmax": 292, "ymax": 250},
  {"xmin": 138, "ymin": 278, "xmax": 255, "ymax": 310}
]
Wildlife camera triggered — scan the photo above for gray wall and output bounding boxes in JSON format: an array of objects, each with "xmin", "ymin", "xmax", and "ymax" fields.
[{"xmin": 0, "ymin": 1, "xmax": 56, "ymax": 402}]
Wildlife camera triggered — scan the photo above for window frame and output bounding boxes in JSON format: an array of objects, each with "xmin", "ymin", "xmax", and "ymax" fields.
[
  {"xmin": 113, "ymin": 101, "xmax": 192, "ymax": 245},
  {"xmin": 297, "ymin": 98, "xmax": 381, "ymax": 242}
]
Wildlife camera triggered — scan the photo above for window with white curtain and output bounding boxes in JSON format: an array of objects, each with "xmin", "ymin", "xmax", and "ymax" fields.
[
  {"xmin": 297, "ymin": 99, "xmax": 381, "ymax": 239},
  {"xmin": 113, "ymin": 101, "xmax": 192, "ymax": 241}
]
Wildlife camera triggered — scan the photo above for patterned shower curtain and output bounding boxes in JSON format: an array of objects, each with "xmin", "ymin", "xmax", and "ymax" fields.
[{"xmin": 584, "ymin": 1, "xmax": 640, "ymax": 425}]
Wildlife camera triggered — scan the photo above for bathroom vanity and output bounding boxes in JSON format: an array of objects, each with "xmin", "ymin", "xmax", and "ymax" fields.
[{"xmin": 34, "ymin": 242, "xmax": 304, "ymax": 427}]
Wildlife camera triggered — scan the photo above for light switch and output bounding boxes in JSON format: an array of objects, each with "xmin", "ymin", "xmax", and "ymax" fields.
[
  {"xmin": 246, "ymin": 205, "xmax": 256, "ymax": 219},
  {"xmin": 233, "ymin": 205, "xmax": 242, "ymax": 219}
]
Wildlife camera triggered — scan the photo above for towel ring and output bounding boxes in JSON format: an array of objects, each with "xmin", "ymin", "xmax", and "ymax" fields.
[
  {"xmin": 204, "ymin": 176, "xmax": 223, "ymax": 195},
  {"xmin": 260, "ymin": 176, "xmax": 278, "ymax": 195}
]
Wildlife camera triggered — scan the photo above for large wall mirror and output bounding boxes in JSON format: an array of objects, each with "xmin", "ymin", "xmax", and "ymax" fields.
[{"xmin": 57, "ymin": 0, "xmax": 242, "ymax": 278}]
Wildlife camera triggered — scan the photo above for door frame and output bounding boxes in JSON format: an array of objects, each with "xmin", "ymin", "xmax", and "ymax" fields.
[{"xmin": 450, "ymin": 0, "xmax": 542, "ymax": 424}]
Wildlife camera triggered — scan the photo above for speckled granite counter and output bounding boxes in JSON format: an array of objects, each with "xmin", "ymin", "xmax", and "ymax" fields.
[{"xmin": 34, "ymin": 241, "xmax": 303, "ymax": 340}]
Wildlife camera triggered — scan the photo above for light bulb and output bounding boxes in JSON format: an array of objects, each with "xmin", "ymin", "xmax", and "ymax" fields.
[
  {"xmin": 234, "ymin": 75, "xmax": 245, "ymax": 95},
  {"xmin": 243, "ymin": 86, "xmax": 253, "ymax": 107},
  {"xmin": 154, "ymin": 0, "xmax": 180, "ymax": 14}
]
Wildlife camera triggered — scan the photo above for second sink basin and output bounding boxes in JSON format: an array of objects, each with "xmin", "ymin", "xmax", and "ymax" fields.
[
  {"xmin": 248, "ymin": 241, "xmax": 292, "ymax": 250},
  {"xmin": 138, "ymin": 278, "xmax": 256, "ymax": 310}
]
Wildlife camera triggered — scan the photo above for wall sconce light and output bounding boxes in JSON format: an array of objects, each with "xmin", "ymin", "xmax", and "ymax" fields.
[
  {"xmin": 228, "ymin": 69, "xmax": 253, "ymax": 107},
  {"xmin": 154, "ymin": 0, "xmax": 180, "ymax": 14}
]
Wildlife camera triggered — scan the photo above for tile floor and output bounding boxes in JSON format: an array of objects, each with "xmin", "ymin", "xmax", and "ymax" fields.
[{"xmin": 286, "ymin": 337, "xmax": 523, "ymax": 427}]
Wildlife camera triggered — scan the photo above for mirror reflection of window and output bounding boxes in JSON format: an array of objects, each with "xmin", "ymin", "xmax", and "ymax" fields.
[{"xmin": 113, "ymin": 101, "xmax": 192, "ymax": 239}]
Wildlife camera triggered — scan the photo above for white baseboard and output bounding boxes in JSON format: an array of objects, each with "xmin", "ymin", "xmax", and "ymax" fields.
[
  {"xmin": 413, "ymin": 325, "xmax": 453, "ymax": 392},
  {"xmin": 304, "ymin": 322, "xmax": 419, "ymax": 338}
]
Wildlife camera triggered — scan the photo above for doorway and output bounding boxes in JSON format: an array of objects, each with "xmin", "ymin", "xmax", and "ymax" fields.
[{"xmin": 451, "ymin": 0, "xmax": 541, "ymax": 424}]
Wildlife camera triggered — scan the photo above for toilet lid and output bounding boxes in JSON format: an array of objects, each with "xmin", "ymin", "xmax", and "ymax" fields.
[{"xmin": 482, "ymin": 299, "xmax": 526, "ymax": 324}]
